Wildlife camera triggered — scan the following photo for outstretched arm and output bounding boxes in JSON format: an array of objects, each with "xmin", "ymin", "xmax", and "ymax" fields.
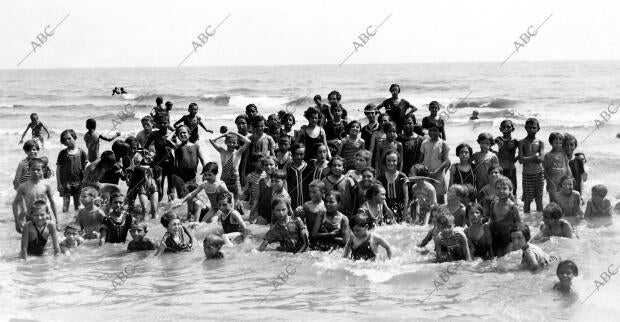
[
  {"xmin": 375, "ymin": 234, "xmax": 393, "ymax": 259},
  {"xmin": 198, "ymin": 121, "xmax": 213, "ymax": 134},
  {"xmin": 100, "ymin": 132, "xmax": 121, "ymax": 142},
  {"xmin": 19, "ymin": 125, "xmax": 31, "ymax": 144}
]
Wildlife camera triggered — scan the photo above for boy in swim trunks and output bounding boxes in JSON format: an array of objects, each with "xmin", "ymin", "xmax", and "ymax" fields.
[
  {"xmin": 518, "ymin": 118, "xmax": 545, "ymax": 213},
  {"xmin": 12, "ymin": 158, "xmax": 58, "ymax": 233},
  {"xmin": 19, "ymin": 113, "xmax": 50, "ymax": 148}
]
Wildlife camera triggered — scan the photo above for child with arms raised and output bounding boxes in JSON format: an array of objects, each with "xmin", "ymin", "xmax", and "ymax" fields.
[
  {"xmin": 20, "ymin": 200, "xmax": 60, "ymax": 260},
  {"xmin": 57, "ymin": 129, "xmax": 88, "ymax": 212},
  {"xmin": 99, "ymin": 193, "xmax": 133, "ymax": 245},
  {"xmin": 518, "ymin": 118, "xmax": 545, "ymax": 213},
  {"xmin": 543, "ymin": 132, "xmax": 572, "ymax": 203},
  {"xmin": 75, "ymin": 186, "xmax": 105, "ymax": 239},
  {"xmin": 155, "ymin": 211, "xmax": 195, "ymax": 255},
  {"xmin": 13, "ymin": 158, "xmax": 58, "ymax": 233},
  {"xmin": 84, "ymin": 118, "xmax": 121, "ymax": 162},
  {"xmin": 210, "ymin": 131, "xmax": 251, "ymax": 198},
  {"xmin": 311, "ymin": 191, "xmax": 350, "ymax": 250},
  {"xmin": 343, "ymin": 213, "xmax": 392, "ymax": 261},
  {"xmin": 258, "ymin": 198, "xmax": 309, "ymax": 253}
]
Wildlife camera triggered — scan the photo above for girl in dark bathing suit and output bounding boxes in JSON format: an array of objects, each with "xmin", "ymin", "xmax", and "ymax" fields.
[
  {"xmin": 343, "ymin": 213, "xmax": 392, "ymax": 261},
  {"xmin": 20, "ymin": 200, "xmax": 60, "ymax": 260},
  {"xmin": 99, "ymin": 193, "xmax": 133, "ymax": 245},
  {"xmin": 489, "ymin": 177, "xmax": 521, "ymax": 257},
  {"xmin": 295, "ymin": 107, "xmax": 331, "ymax": 162},
  {"xmin": 155, "ymin": 211, "xmax": 195, "ymax": 255},
  {"xmin": 214, "ymin": 192, "xmax": 249, "ymax": 244},
  {"xmin": 311, "ymin": 191, "xmax": 350, "ymax": 251}
]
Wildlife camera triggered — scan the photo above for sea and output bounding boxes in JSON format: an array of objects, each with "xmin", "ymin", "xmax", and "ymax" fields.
[{"xmin": 1, "ymin": 62, "xmax": 620, "ymax": 321}]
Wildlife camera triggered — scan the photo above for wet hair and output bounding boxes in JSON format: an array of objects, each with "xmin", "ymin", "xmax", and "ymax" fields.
[
  {"xmin": 549, "ymin": 132, "xmax": 564, "ymax": 145},
  {"xmin": 525, "ymin": 118, "xmax": 540, "ymax": 129},
  {"xmin": 488, "ymin": 165, "xmax": 503, "ymax": 175},
  {"xmin": 325, "ymin": 190, "xmax": 342, "ymax": 203},
  {"xmin": 345, "ymin": 120, "xmax": 361, "ymax": 134},
  {"xmin": 558, "ymin": 175, "xmax": 574, "ymax": 187},
  {"xmin": 365, "ymin": 183, "xmax": 385, "ymax": 201},
  {"xmin": 328, "ymin": 90, "xmax": 342, "ymax": 101},
  {"xmin": 510, "ymin": 223, "xmax": 531, "ymax": 242},
  {"xmin": 216, "ymin": 191, "xmax": 234, "ymax": 204},
  {"xmin": 592, "ymin": 184, "xmax": 608, "ymax": 198},
  {"xmin": 156, "ymin": 97, "xmax": 163, "ymax": 104},
  {"xmin": 251, "ymin": 152, "xmax": 266, "ymax": 164},
  {"xmin": 202, "ymin": 162, "xmax": 219, "ymax": 175},
  {"xmin": 499, "ymin": 119, "xmax": 515, "ymax": 131},
  {"xmin": 141, "ymin": 115, "xmax": 154, "ymax": 123},
  {"xmin": 60, "ymin": 129, "xmax": 77, "ymax": 143},
  {"xmin": 175, "ymin": 125, "xmax": 190, "ymax": 136},
  {"xmin": 111, "ymin": 141, "xmax": 130, "ymax": 160},
  {"xmin": 30, "ymin": 199, "xmax": 50, "ymax": 214},
  {"xmin": 448, "ymin": 184, "xmax": 468, "ymax": 201},
  {"xmin": 382, "ymin": 149, "xmax": 399, "ymax": 166},
  {"xmin": 562, "ymin": 133, "xmax": 577, "ymax": 149},
  {"xmin": 245, "ymin": 103, "xmax": 258, "ymax": 113},
  {"xmin": 382, "ymin": 121, "xmax": 397, "ymax": 133},
  {"xmin": 389, "ymin": 83, "xmax": 400, "ymax": 92},
  {"xmin": 86, "ymin": 118, "xmax": 97, "ymax": 130},
  {"xmin": 235, "ymin": 114, "xmax": 249, "ymax": 124},
  {"xmin": 270, "ymin": 170, "xmax": 287, "ymax": 181},
  {"xmin": 303, "ymin": 107, "xmax": 320, "ymax": 120},
  {"xmin": 364, "ymin": 103, "xmax": 378, "ymax": 112},
  {"xmin": 100, "ymin": 151, "xmax": 116, "ymax": 167},
  {"xmin": 477, "ymin": 132, "xmax": 494, "ymax": 144},
  {"xmin": 252, "ymin": 115, "xmax": 266, "ymax": 127},
  {"xmin": 328, "ymin": 156, "xmax": 345, "ymax": 168},
  {"xmin": 350, "ymin": 212, "xmax": 375, "ymax": 230},
  {"xmin": 204, "ymin": 234, "xmax": 225, "ymax": 247},
  {"xmin": 22, "ymin": 139, "xmax": 40, "ymax": 152},
  {"xmin": 160, "ymin": 211, "xmax": 180, "ymax": 228},
  {"xmin": 411, "ymin": 164, "xmax": 429, "ymax": 177},
  {"xmin": 543, "ymin": 202, "xmax": 563, "ymax": 220},
  {"xmin": 435, "ymin": 206, "xmax": 455, "ymax": 229},
  {"xmin": 494, "ymin": 176, "xmax": 513, "ymax": 191},
  {"xmin": 361, "ymin": 166, "xmax": 376, "ymax": 176},
  {"xmin": 28, "ymin": 158, "xmax": 46, "ymax": 169},
  {"xmin": 81, "ymin": 186, "xmax": 99, "ymax": 198},
  {"xmin": 64, "ymin": 223, "xmax": 80, "ymax": 233},
  {"xmin": 355, "ymin": 150, "xmax": 372, "ymax": 165},
  {"xmin": 455, "ymin": 143, "xmax": 473, "ymax": 157},
  {"xmin": 557, "ymin": 260, "xmax": 578, "ymax": 276}
]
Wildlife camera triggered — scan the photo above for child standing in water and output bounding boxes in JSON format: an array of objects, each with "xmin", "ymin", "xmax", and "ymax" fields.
[
  {"xmin": 449, "ymin": 143, "xmax": 476, "ymax": 187},
  {"xmin": 323, "ymin": 157, "xmax": 356, "ymax": 218},
  {"xmin": 553, "ymin": 260, "xmax": 578, "ymax": 294},
  {"xmin": 100, "ymin": 193, "xmax": 133, "ymax": 245},
  {"xmin": 250, "ymin": 156, "xmax": 278, "ymax": 225},
  {"xmin": 464, "ymin": 204, "xmax": 493, "ymax": 260},
  {"xmin": 12, "ymin": 158, "xmax": 58, "ymax": 233},
  {"xmin": 243, "ymin": 153, "xmax": 266, "ymax": 211},
  {"xmin": 495, "ymin": 120, "xmax": 519, "ymax": 197},
  {"xmin": 489, "ymin": 177, "xmax": 521, "ymax": 257},
  {"xmin": 296, "ymin": 107, "xmax": 331, "ymax": 162},
  {"xmin": 173, "ymin": 102, "xmax": 213, "ymax": 143},
  {"xmin": 563, "ymin": 134, "xmax": 587, "ymax": 194},
  {"xmin": 13, "ymin": 140, "xmax": 41, "ymax": 190},
  {"xmin": 398, "ymin": 115, "xmax": 424, "ymax": 174},
  {"xmin": 471, "ymin": 132, "xmax": 500, "ymax": 192},
  {"xmin": 378, "ymin": 151, "xmax": 409, "ymax": 222},
  {"xmin": 75, "ymin": 186, "xmax": 105, "ymax": 239},
  {"xmin": 554, "ymin": 176, "xmax": 584, "ymax": 220},
  {"xmin": 144, "ymin": 118, "xmax": 176, "ymax": 201},
  {"xmin": 343, "ymin": 213, "xmax": 392, "ymax": 261},
  {"xmin": 235, "ymin": 115, "xmax": 252, "ymax": 185},
  {"xmin": 127, "ymin": 223, "xmax": 157, "ymax": 252},
  {"xmin": 422, "ymin": 101, "xmax": 446, "ymax": 140},
  {"xmin": 245, "ymin": 104, "xmax": 259, "ymax": 133},
  {"xmin": 508, "ymin": 223, "xmax": 550, "ymax": 271},
  {"xmin": 337, "ymin": 121, "xmax": 365, "ymax": 171},
  {"xmin": 544, "ymin": 132, "xmax": 573, "ymax": 203},
  {"xmin": 286, "ymin": 144, "xmax": 313, "ymax": 210},
  {"xmin": 136, "ymin": 116, "xmax": 155, "ymax": 151},
  {"xmin": 270, "ymin": 171, "xmax": 292, "ymax": 212},
  {"xmin": 324, "ymin": 103, "xmax": 347, "ymax": 153},
  {"xmin": 84, "ymin": 118, "xmax": 121, "ymax": 162},
  {"xmin": 519, "ymin": 118, "xmax": 545, "ymax": 213},
  {"xmin": 369, "ymin": 113, "xmax": 390, "ymax": 166},
  {"xmin": 57, "ymin": 129, "xmax": 88, "ymax": 212},
  {"xmin": 300, "ymin": 180, "xmax": 327, "ymax": 245},
  {"xmin": 209, "ymin": 131, "xmax": 251, "ymax": 198},
  {"xmin": 258, "ymin": 198, "xmax": 309, "ymax": 253},
  {"xmin": 19, "ymin": 113, "xmax": 50, "ymax": 148},
  {"xmin": 176, "ymin": 162, "xmax": 230, "ymax": 223},
  {"xmin": 420, "ymin": 125, "xmax": 450, "ymax": 204},
  {"xmin": 374, "ymin": 122, "xmax": 403, "ymax": 173},
  {"xmin": 172, "ymin": 125, "xmax": 205, "ymax": 190},
  {"xmin": 20, "ymin": 200, "xmax": 60, "ymax": 260},
  {"xmin": 155, "ymin": 211, "xmax": 195, "ymax": 255},
  {"xmin": 311, "ymin": 191, "xmax": 350, "ymax": 250},
  {"xmin": 435, "ymin": 208, "xmax": 471, "ymax": 262}
]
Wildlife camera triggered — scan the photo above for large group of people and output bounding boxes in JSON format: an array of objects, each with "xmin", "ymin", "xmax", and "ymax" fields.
[{"xmin": 12, "ymin": 84, "xmax": 615, "ymax": 295}]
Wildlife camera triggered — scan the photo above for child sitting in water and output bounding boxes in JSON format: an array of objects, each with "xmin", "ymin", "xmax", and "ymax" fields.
[
  {"xmin": 258, "ymin": 198, "xmax": 309, "ymax": 253},
  {"xmin": 75, "ymin": 186, "xmax": 105, "ymax": 239},
  {"xmin": 418, "ymin": 205, "xmax": 442, "ymax": 254},
  {"xmin": 20, "ymin": 200, "xmax": 60, "ymax": 260},
  {"xmin": 554, "ymin": 176, "xmax": 584, "ymax": 219},
  {"xmin": 12, "ymin": 158, "xmax": 58, "ymax": 233},
  {"xmin": 359, "ymin": 183, "xmax": 395, "ymax": 225},
  {"xmin": 127, "ymin": 223, "xmax": 157, "ymax": 252},
  {"xmin": 204, "ymin": 234, "xmax": 225, "ymax": 259},
  {"xmin": 155, "ymin": 211, "xmax": 195, "ymax": 255},
  {"xmin": 446, "ymin": 185, "xmax": 468, "ymax": 227},
  {"xmin": 508, "ymin": 223, "xmax": 551, "ymax": 271},
  {"xmin": 100, "ymin": 193, "xmax": 133, "ymax": 245},
  {"xmin": 584, "ymin": 184, "xmax": 613, "ymax": 225},
  {"xmin": 60, "ymin": 223, "xmax": 84, "ymax": 254},
  {"xmin": 553, "ymin": 260, "xmax": 578, "ymax": 295},
  {"xmin": 213, "ymin": 192, "xmax": 249, "ymax": 244},
  {"xmin": 311, "ymin": 191, "xmax": 350, "ymax": 251},
  {"xmin": 464, "ymin": 203, "xmax": 492, "ymax": 260},
  {"xmin": 343, "ymin": 213, "xmax": 392, "ymax": 261},
  {"xmin": 409, "ymin": 164, "xmax": 438, "ymax": 225},
  {"xmin": 532, "ymin": 202, "xmax": 575, "ymax": 243},
  {"xmin": 435, "ymin": 207, "xmax": 471, "ymax": 262}
]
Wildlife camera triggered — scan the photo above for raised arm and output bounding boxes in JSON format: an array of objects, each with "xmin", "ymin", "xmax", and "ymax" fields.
[
  {"xmin": 198, "ymin": 120, "xmax": 214, "ymax": 133},
  {"xmin": 209, "ymin": 135, "xmax": 227, "ymax": 153}
]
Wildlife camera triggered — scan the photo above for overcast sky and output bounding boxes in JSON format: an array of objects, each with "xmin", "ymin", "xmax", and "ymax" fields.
[{"xmin": 2, "ymin": 0, "xmax": 619, "ymax": 69}]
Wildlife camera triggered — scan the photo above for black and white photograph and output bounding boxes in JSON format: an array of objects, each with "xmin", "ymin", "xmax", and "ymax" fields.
[{"xmin": 2, "ymin": 0, "xmax": 620, "ymax": 321}]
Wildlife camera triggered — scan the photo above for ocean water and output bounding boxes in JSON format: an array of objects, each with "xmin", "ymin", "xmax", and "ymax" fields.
[{"xmin": 1, "ymin": 62, "xmax": 620, "ymax": 321}]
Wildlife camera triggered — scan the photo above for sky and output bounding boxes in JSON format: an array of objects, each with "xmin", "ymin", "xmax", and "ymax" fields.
[{"xmin": 2, "ymin": 0, "xmax": 620, "ymax": 69}]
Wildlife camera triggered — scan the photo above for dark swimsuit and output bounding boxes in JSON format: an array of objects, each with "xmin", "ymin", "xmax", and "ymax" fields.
[
  {"xmin": 489, "ymin": 201, "xmax": 520, "ymax": 257},
  {"xmin": 300, "ymin": 128, "xmax": 325, "ymax": 162},
  {"xmin": 220, "ymin": 211, "xmax": 243, "ymax": 234},
  {"xmin": 163, "ymin": 227, "xmax": 193, "ymax": 253},
  {"xmin": 314, "ymin": 214, "xmax": 343, "ymax": 251},
  {"xmin": 102, "ymin": 214, "xmax": 133, "ymax": 243},
  {"xmin": 351, "ymin": 235, "xmax": 376, "ymax": 261},
  {"xmin": 27, "ymin": 223, "xmax": 48, "ymax": 256}
]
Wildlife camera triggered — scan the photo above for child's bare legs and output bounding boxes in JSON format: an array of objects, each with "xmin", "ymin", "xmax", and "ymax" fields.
[
  {"xmin": 524, "ymin": 200, "xmax": 531, "ymax": 213},
  {"xmin": 63, "ymin": 196, "xmax": 71, "ymax": 212},
  {"xmin": 535, "ymin": 196, "xmax": 543, "ymax": 212},
  {"xmin": 72, "ymin": 194, "xmax": 80, "ymax": 211},
  {"xmin": 149, "ymin": 192, "xmax": 158, "ymax": 218}
]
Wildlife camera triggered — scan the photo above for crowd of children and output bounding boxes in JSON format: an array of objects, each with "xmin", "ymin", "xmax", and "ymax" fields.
[{"xmin": 13, "ymin": 87, "xmax": 616, "ymax": 295}]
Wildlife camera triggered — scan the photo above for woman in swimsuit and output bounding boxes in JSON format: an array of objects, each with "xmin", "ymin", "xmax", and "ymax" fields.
[
  {"xmin": 489, "ymin": 177, "xmax": 522, "ymax": 257},
  {"xmin": 311, "ymin": 191, "xmax": 350, "ymax": 250},
  {"xmin": 358, "ymin": 183, "xmax": 394, "ymax": 225},
  {"xmin": 20, "ymin": 200, "xmax": 60, "ymax": 260},
  {"xmin": 343, "ymin": 213, "xmax": 392, "ymax": 261},
  {"xmin": 295, "ymin": 107, "xmax": 331, "ymax": 162},
  {"xmin": 155, "ymin": 211, "xmax": 195, "ymax": 255}
]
